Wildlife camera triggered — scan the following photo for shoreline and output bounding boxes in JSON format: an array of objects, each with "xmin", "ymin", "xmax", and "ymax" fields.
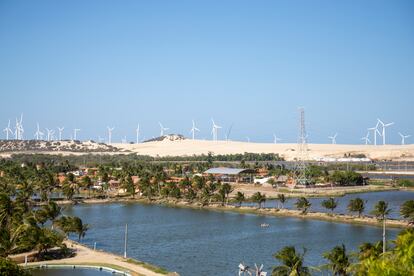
[
  {"xmin": 52, "ymin": 193, "xmax": 410, "ymax": 229},
  {"xmin": 13, "ymin": 240, "xmax": 177, "ymax": 276}
]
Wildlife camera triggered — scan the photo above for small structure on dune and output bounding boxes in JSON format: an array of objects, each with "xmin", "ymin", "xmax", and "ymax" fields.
[{"xmin": 203, "ymin": 167, "xmax": 256, "ymax": 183}]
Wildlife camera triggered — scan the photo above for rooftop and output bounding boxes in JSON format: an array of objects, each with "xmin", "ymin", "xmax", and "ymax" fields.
[{"xmin": 204, "ymin": 167, "xmax": 254, "ymax": 175}]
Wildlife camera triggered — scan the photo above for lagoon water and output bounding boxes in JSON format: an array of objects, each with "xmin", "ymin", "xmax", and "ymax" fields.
[
  {"xmin": 241, "ymin": 190, "xmax": 414, "ymax": 219},
  {"xmin": 63, "ymin": 192, "xmax": 408, "ymax": 276}
]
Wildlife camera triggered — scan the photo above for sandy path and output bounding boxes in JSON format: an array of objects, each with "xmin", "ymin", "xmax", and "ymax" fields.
[{"xmin": 19, "ymin": 241, "xmax": 175, "ymax": 276}]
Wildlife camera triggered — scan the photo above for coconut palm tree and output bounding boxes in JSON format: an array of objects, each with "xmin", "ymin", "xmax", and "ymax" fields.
[
  {"xmin": 235, "ymin": 192, "xmax": 245, "ymax": 207},
  {"xmin": 272, "ymin": 246, "xmax": 310, "ymax": 276},
  {"xmin": 400, "ymin": 200, "xmax": 414, "ymax": 225},
  {"xmin": 322, "ymin": 244, "xmax": 350, "ymax": 276},
  {"xmin": 321, "ymin": 197, "xmax": 338, "ymax": 215},
  {"xmin": 295, "ymin": 197, "xmax": 311, "ymax": 215},
  {"xmin": 371, "ymin": 200, "xmax": 391, "ymax": 253},
  {"xmin": 0, "ymin": 193, "xmax": 14, "ymax": 228},
  {"xmin": 357, "ymin": 241, "xmax": 383, "ymax": 261},
  {"xmin": 347, "ymin": 198, "xmax": 365, "ymax": 218},
  {"xmin": 251, "ymin": 192, "xmax": 266, "ymax": 209},
  {"xmin": 277, "ymin": 193, "xmax": 287, "ymax": 209},
  {"xmin": 72, "ymin": 217, "xmax": 89, "ymax": 242}
]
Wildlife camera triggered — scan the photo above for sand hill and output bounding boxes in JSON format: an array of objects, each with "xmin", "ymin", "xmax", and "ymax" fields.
[
  {"xmin": 0, "ymin": 138, "xmax": 413, "ymax": 161},
  {"xmin": 113, "ymin": 139, "xmax": 414, "ymax": 161}
]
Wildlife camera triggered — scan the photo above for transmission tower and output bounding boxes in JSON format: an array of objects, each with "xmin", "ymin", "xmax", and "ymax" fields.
[{"xmin": 294, "ymin": 107, "xmax": 310, "ymax": 187}]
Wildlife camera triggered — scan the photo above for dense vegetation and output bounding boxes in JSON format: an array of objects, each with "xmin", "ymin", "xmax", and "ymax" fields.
[{"xmin": 271, "ymin": 228, "xmax": 414, "ymax": 275}]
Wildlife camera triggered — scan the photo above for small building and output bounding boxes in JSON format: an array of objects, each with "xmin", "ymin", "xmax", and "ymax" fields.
[{"xmin": 203, "ymin": 167, "xmax": 256, "ymax": 183}]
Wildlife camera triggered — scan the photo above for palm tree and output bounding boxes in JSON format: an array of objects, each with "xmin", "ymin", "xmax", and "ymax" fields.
[
  {"xmin": 73, "ymin": 218, "xmax": 89, "ymax": 242},
  {"xmin": 272, "ymin": 246, "xmax": 310, "ymax": 276},
  {"xmin": 221, "ymin": 183, "xmax": 233, "ymax": 205},
  {"xmin": 235, "ymin": 192, "xmax": 245, "ymax": 207},
  {"xmin": 321, "ymin": 197, "xmax": 338, "ymax": 215},
  {"xmin": 322, "ymin": 244, "xmax": 350, "ymax": 276},
  {"xmin": 277, "ymin": 193, "xmax": 287, "ymax": 209},
  {"xmin": 0, "ymin": 193, "xmax": 14, "ymax": 228},
  {"xmin": 347, "ymin": 198, "xmax": 365, "ymax": 217},
  {"xmin": 371, "ymin": 200, "xmax": 391, "ymax": 253},
  {"xmin": 400, "ymin": 200, "xmax": 414, "ymax": 225},
  {"xmin": 251, "ymin": 192, "xmax": 266, "ymax": 209},
  {"xmin": 295, "ymin": 197, "xmax": 311, "ymax": 215},
  {"xmin": 357, "ymin": 241, "xmax": 383, "ymax": 261}
]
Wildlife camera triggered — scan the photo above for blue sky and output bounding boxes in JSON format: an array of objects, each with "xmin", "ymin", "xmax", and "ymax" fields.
[{"xmin": 0, "ymin": 0, "xmax": 413, "ymax": 144}]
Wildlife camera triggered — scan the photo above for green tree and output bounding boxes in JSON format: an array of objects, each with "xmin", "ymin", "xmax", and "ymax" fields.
[
  {"xmin": 62, "ymin": 181, "xmax": 75, "ymax": 201},
  {"xmin": 355, "ymin": 229, "xmax": 414, "ymax": 275},
  {"xmin": 400, "ymin": 200, "xmax": 414, "ymax": 225},
  {"xmin": 323, "ymin": 244, "xmax": 350, "ymax": 276},
  {"xmin": 347, "ymin": 198, "xmax": 365, "ymax": 217},
  {"xmin": 295, "ymin": 197, "xmax": 311, "ymax": 215},
  {"xmin": 371, "ymin": 201, "xmax": 391, "ymax": 221},
  {"xmin": 272, "ymin": 246, "xmax": 310, "ymax": 276},
  {"xmin": 0, "ymin": 257, "xmax": 30, "ymax": 276},
  {"xmin": 277, "ymin": 193, "xmax": 287, "ymax": 209},
  {"xmin": 122, "ymin": 175, "xmax": 136, "ymax": 198},
  {"xmin": 321, "ymin": 197, "xmax": 338, "ymax": 214},
  {"xmin": 251, "ymin": 192, "xmax": 266, "ymax": 209},
  {"xmin": 234, "ymin": 192, "xmax": 245, "ymax": 207}
]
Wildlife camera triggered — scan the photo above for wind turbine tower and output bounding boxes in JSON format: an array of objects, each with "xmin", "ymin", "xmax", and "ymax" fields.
[
  {"xmin": 398, "ymin": 132, "xmax": 411, "ymax": 145},
  {"xmin": 34, "ymin": 123, "xmax": 44, "ymax": 140},
  {"xmin": 14, "ymin": 114, "xmax": 24, "ymax": 140},
  {"xmin": 159, "ymin": 122, "xmax": 169, "ymax": 136},
  {"xmin": 190, "ymin": 120, "xmax": 200, "ymax": 140},
  {"xmin": 328, "ymin": 133, "xmax": 338, "ymax": 144},
  {"xmin": 57, "ymin": 127, "xmax": 64, "ymax": 141},
  {"xmin": 107, "ymin": 127, "xmax": 114, "ymax": 144},
  {"xmin": 211, "ymin": 119, "xmax": 222, "ymax": 141},
  {"xmin": 361, "ymin": 132, "xmax": 371, "ymax": 145},
  {"xmin": 136, "ymin": 124, "xmax": 140, "ymax": 144},
  {"xmin": 73, "ymin": 128, "xmax": 80, "ymax": 141},
  {"xmin": 45, "ymin": 128, "xmax": 55, "ymax": 141},
  {"xmin": 377, "ymin": 119, "xmax": 394, "ymax": 145},
  {"xmin": 3, "ymin": 120, "xmax": 13, "ymax": 140},
  {"xmin": 273, "ymin": 133, "xmax": 282, "ymax": 144},
  {"xmin": 368, "ymin": 121, "xmax": 381, "ymax": 146}
]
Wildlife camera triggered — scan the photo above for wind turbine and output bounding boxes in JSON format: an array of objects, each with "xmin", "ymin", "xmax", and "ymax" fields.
[
  {"xmin": 328, "ymin": 133, "xmax": 338, "ymax": 144},
  {"xmin": 34, "ymin": 123, "xmax": 44, "ymax": 140},
  {"xmin": 159, "ymin": 122, "xmax": 169, "ymax": 136},
  {"xmin": 225, "ymin": 123, "xmax": 234, "ymax": 141},
  {"xmin": 57, "ymin": 127, "xmax": 64, "ymax": 141},
  {"xmin": 368, "ymin": 121, "xmax": 381, "ymax": 146},
  {"xmin": 3, "ymin": 120, "xmax": 13, "ymax": 140},
  {"xmin": 189, "ymin": 120, "xmax": 200, "ymax": 140},
  {"xmin": 361, "ymin": 132, "xmax": 371, "ymax": 145},
  {"xmin": 211, "ymin": 119, "xmax": 222, "ymax": 141},
  {"xmin": 73, "ymin": 128, "xmax": 80, "ymax": 141},
  {"xmin": 398, "ymin": 132, "xmax": 411, "ymax": 145},
  {"xmin": 377, "ymin": 119, "xmax": 394, "ymax": 145},
  {"xmin": 45, "ymin": 128, "xmax": 55, "ymax": 141},
  {"xmin": 273, "ymin": 133, "xmax": 282, "ymax": 144},
  {"xmin": 135, "ymin": 124, "xmax": 140, "ymax": 144},
  {"xmin": 14, "ymin": 114, "xmax": 24, "ymax": 140},
  {"xmin": 107, "ymin": 127, "xmax": 114, "ymax": 144}
]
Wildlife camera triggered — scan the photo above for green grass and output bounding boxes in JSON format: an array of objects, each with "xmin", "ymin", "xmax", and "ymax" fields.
[{"xmin": 126, "ymin": 258, "xmax": 170, "ymax": 275}]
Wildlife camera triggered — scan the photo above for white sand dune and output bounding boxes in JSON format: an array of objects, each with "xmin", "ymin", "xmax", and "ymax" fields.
[{"xmin": 113, "ymin": 139, "xmax": 414, "ymax": 161}]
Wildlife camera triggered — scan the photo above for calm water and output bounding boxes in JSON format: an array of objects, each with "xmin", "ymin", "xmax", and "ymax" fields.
[
  {"xmin": 242, "ymin": 190, "xmax": 414, "ymax": 219},
  {"xmin": 64, "ymin": 197, "xmax": 402, "ymax": 276},
  {"xmin": 31, "ymin": 268, "xmax": 112, "ymax": 276}
]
